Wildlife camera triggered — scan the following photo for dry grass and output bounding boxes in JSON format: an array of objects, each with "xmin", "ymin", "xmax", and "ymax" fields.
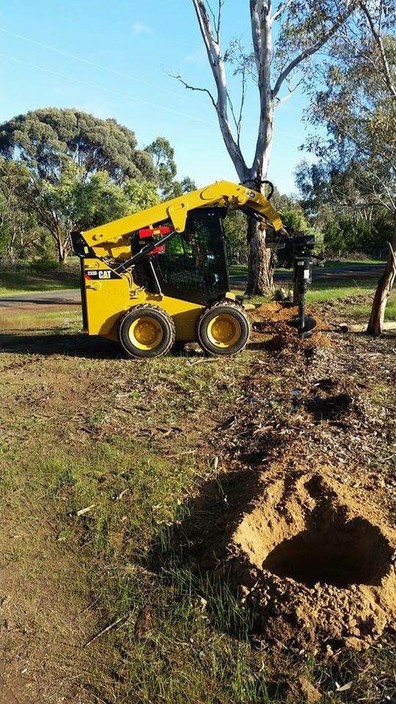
[{"xmin": 0, "ymin": 300, "xmax": 395, "ymax": 703}]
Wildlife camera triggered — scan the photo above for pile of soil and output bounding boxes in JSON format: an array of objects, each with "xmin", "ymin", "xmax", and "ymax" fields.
[
  {"xmin": 183, "ymin": 468, "xmax": 396, "ymax": 653},
  {"xmin": 227, "ymin": 472, "xmax": 396, "ymax": 652},
  {"xmin": 249, "ymin": 302, "xmax": 329, "ymax": 330},
  {"xmin": 177, "ymin": 324, "xmax": 396, "ymax": 653},
  {"xmin": 247, "ymin": 302, "xmax": 332, "ymax": 351}
]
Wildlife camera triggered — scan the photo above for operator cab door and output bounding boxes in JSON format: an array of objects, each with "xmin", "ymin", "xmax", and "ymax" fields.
[{"xmin": 133, "ymin": 207, "xmax": 230, "ymax": 305}]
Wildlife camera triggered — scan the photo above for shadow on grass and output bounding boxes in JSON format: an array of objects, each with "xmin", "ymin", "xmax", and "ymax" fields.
[
  {"xmin": 0, "ymin": 296, "xmax": 80, "ymax": 305},
  {"xmin": 147, "ymin": 468, "xmax": 264, "ymax": 642},
  {"xmin": 0, "ymin": 331, "xmax": 120, "ymax": 359},
  {"xmin": 0, "ymin": 332, "xmax": 206, "ymax": 360}
]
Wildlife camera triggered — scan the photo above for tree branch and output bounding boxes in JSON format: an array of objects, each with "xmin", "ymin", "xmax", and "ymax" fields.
[
  {"xmin": 169, "ymin": 72, "xmax": 217, "ymax": 109},
  {"xmin": 251, "ymin": 1, "xmax": 273, "ymax": 181},
  {"xmin": 250, "ymin": 0, "xmax": 264, "ymax": 72},
  {"xmin": 270, "ymin": 0, "xmax": 294, "ymax": 24},
  {"xmin": 360, "ymin": 0, "xmax": 396, "ymax": 99},
  {"xmin": 191, "ymin": 0, "xmax": 248, "ymax": 178},
  {"xmin": 272, "ymin": 2, "xmax": 358, "ymax": 98},
  {"xmin": 276, "ymin": 74, "xmax": 304, "ymax": 103}
]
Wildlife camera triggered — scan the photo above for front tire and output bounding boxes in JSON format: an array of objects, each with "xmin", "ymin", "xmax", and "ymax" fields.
[
  {"xmin": 196, "ymin": 301, "xmax": 250, "ymax": 356},
  {"xmin": 119, "ymin": 304, "xmax": 176, "ymax": 359}
]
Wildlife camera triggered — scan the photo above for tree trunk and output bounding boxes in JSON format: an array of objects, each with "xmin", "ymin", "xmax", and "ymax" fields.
[
  {"xmin": 7, "ymin": 227, "xmax": 17, "ymax": 263},
  {"xmin": 245, "ymin": 219, "xmax": 273, "ymax": 295},
  {"xmin": 367, "ymin": 231, "xmax": 396, "ymax": 336},
  {"xmin": 55, "ymin": 227, "xmax": 71, "ymax": 264}
]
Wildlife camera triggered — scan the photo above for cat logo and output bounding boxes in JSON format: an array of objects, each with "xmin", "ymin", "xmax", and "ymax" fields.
[{"xmin": 98, "ymin": 270, "xmax": 111, "ymax": 279}]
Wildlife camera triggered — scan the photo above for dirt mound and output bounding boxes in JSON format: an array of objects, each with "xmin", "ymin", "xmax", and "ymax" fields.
[
  {"xmin": 252, "ymin": 302, "xmax": 300, "ymax": 323},
  {"xmin": 198, "ymin": 472, "xmax": 396, "ymax": 652},
  {"xmin": 250, "ymin": 302, "xmax": 329, "ymax": 329}
]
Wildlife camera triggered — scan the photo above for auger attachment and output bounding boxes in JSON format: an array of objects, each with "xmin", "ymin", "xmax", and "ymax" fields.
[
  {"xmin": 293, "ymin": 253, "xmax": 317, "ymax": 338},
  {"xmin": 278, "ymin": 233, "xmax": 317, "ymax": 338}
]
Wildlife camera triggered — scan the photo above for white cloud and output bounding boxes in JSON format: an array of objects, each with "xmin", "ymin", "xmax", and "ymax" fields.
[{"xmin": 132, "ymin": 21, "xmax": 154, "ymax": 35}]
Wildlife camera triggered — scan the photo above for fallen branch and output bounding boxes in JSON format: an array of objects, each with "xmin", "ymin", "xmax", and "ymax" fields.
[
  {"xmin": 340, "ymin": 321, "xmax": 396, "ymax": 333},
  {"xmin": 76, "ymin": 504, "xmax": 95, "ymax": 516}
]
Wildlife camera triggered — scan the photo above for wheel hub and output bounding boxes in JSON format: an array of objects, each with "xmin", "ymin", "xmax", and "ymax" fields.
[
  {"xmin": 207, "ymin": 314, "xmax": 241, "ymax": 347},
  {"xmin": 130, "ymin": 317, "xmax": 163, "ymax": 350}
]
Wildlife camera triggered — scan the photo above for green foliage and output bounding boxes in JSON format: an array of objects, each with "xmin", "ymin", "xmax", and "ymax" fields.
[
  {"xmin": 170, "ymin": 175, "xmax": 197, "ymax": 197},
  {"xmin": 123, "ymin": 179, "xmax": 160, "ymax": 213},
  {"xmin": 299, "ymin": 6, "xmax": 396, "ymax": 258},
  {"xmin": 0, "ymin": 108, "xmax": 155, "ymax": 184},
  {"xmin": 296, "ymin": 161, "xmax": 393, "ymax": 256},
  {"xmin": 145, "ymin": 137, "xmax": 196, "ymax": 198},
  {"xmin": 71, "ymin": 171, "xmax": 159, "ymax": 231},
  {"xmin": 0, "ymin": 111, "xmax": 195, "ymax": 264},
  {"xmin": 145, "ymin": 137, "xmax": 177, "ymax": 197},
  {"xmin": 224, "ymin": 209, "xmax": 248, "ymax": 264},
  {"xmin": 0, "ymin": 157, "xmax": 44, "ymax": 261}
]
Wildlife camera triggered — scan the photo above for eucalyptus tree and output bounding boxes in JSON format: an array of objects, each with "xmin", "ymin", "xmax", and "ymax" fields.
[
  {"xmin": 0, "ymin": 158, "xmax": 40, "ymax": 262},
  {"xmin": 302, "ymin": 0, "xmax": 396, "ymax": 333},
  {"xmin": 145, "ymin": 137, "xmax": 197, "ymax": 198},
  {"xmin": 181, "ymin": 0, "xmax": 358, "ymax": 293},
  {"xmin": 0, "ymin": 109, "xmax": 157, "ymax": 262}
]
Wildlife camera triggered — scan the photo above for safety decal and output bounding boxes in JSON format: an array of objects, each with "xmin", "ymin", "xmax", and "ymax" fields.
[{"xmin": 85, "ymin": 270, "xmax": 120, "ymax": 280}]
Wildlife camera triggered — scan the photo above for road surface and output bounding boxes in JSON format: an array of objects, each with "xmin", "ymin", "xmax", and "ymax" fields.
[
  {"xmin": 0, "ymin": 289, "xmax": 81, "ymax": 306},
  {"xmin": 230, "ymin": 262, "xmax": 383, "ymax": 289},
  {"xmin": 0, "ymin": 263, "xmax": 384, "ymax": 307}
]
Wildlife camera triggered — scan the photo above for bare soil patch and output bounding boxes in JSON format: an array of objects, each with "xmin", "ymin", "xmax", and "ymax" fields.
[
  {"xmin": 169, "ymin": 307, "xmax": 396, "ymax": 655},
  {"xmin": 229, "ymin": 472, "xmax": 395, "ymax": 651}
]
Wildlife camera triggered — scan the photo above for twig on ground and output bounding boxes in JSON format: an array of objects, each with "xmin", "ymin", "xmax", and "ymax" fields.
[
  {"xmin": 189, "ymin": 357, "xmax": 217, "ymax": 366},
  {"xmin": 166, "ymin": 449, "xmax": 197, "ymax": 458},
  {"xmin": 83, "ymin": 613, "xmax": 129, "ymax": 647},
  {"xmin": 76, "ymin": 504, "xmax": 95, "ymax": 516}
]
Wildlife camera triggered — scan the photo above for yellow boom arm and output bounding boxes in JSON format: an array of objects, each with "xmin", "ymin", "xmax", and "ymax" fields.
[{"xmin": 80, "ymin": 180, "xmax": 284, "ymax": 260}]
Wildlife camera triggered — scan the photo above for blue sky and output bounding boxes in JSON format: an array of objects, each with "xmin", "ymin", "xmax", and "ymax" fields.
[{"xmin": 1, "ymin": 0, "xmax": 313, "ymax": 195}]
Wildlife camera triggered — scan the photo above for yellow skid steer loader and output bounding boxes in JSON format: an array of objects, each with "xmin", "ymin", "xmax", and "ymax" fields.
[{"xmin": 71, "ymin": 181, "xmax": 315, "ymax": 358}]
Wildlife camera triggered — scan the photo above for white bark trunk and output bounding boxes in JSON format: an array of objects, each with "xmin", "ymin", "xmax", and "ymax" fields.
[{"xmin": 191, "ymin": 0, "xmax": 356, "ymax": 295}]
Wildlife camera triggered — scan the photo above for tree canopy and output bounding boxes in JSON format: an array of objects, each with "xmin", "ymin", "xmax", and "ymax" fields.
[
  {"xmin": 302, "ymin": 2, "xmax": 396, "ymax": 213},
  {"xmin": 295, "ymin": 1, "xmax": 396, "ymax": 260},
  {"xmin": 0, "ymin": 108, "xmax": 156, "ymax": 184},
  {"xmin": 0, "ymin": 109, "xmax": 169, "ymax": 262}
]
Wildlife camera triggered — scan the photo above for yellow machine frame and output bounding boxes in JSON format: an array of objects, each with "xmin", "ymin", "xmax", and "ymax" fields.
[{"xmin": 74, "ymin": 181, "xmax": 285, "ymax": 343}]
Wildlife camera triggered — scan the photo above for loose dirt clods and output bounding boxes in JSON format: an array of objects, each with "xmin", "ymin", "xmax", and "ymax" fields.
[
  {"xmin": 180, "ymin": 307, "xmax": 396, "ymax": 653},
  {"xmin": 248, "ymin": 301, "xmax": 333, "ymax": 351},
  {"xmin": 227, "ymin": 472, "xmax": 396, "ymax": 651},
  {"xmin": 189, "ymin": 471, "xmax": 396, "ymax": 653}
]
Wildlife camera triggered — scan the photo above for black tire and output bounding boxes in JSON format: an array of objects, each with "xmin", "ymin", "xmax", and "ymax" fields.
[
  {"xmin": 196, "ymin": 300, "xmax": 250, "ymax": 356},
  {"xmin": 118, "ymin": 304, "xmax": 176, "ymax": 359}
]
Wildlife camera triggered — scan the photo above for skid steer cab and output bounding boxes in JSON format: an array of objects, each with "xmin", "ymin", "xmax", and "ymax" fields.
[{"xmin": 71, "ymin": 180, "xmax": 315, "ymax": 359}]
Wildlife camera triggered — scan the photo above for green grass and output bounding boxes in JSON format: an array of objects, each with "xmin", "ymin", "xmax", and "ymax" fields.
[
  {"xmin": 322, "ymin": 258, "xmax": 385, "ymax": 267},
  {"xmin": 0, "ymin": 261, "xmax": 80, "ymax": 295},
  {"xmin": 0, "ymin": 307, "xmax": 82, "ymax": 331},
  {"xmin": 230, "ymin": 263, "xmax": 249, "ymax": 277},
  {"xmin": 307, "ymin": 281, "xmax": 375, "ymax": 301},
  {"xmin": 1, "ymin": 301, "xmax": 395, "ymax": 703},
  {"xmin": 307, "ymin": 283, "xmax": 396, "ymax": 320},
  {"xmin": 1, "ymin": 328, "xmax": 276, "ymax": 702}
]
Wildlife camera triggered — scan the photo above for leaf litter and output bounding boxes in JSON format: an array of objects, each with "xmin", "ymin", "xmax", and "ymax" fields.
[{"xmin": 171, "ymin": 302, "xmax": 396, "ymax": 653}]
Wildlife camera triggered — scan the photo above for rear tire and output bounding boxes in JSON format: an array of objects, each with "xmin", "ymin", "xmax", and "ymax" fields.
[
  {"xmin": 196, "ymin": 301, "xmax": 250, "ymax": 356},
  {"xmin": 119, "ymin": 304, "xmax": 176, "ymax": 359}
]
